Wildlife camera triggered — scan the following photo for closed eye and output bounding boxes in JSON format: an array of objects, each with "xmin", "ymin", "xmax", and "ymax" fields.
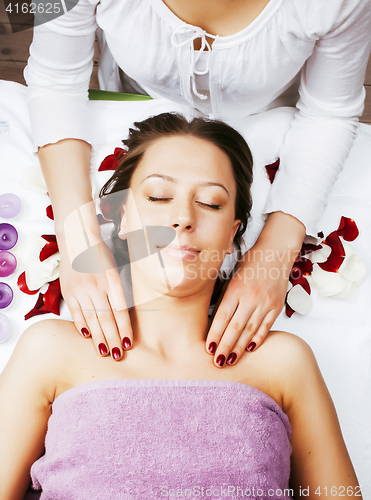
[
  {"xmin": 197, "ymin": 202, "xmax": 221, "ymax": 210},
  {"xmin": 147, "ymin": 196, "xmax": 172, "ymax": 202},
  {"xmin": 147, "ymin": 197, "xmax": 221, "ymax": 210}
]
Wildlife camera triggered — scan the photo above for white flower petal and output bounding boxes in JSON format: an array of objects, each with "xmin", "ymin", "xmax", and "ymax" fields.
[
  {"xmin": 304, "ymin": 235, "xmax": 321, "ymax": 246},
  {"xmin": 307, "ymin": 244, "xmax": 331, "ymax": 264},
  {"xmin": 49, "ymin": 265, "xmax": 61, "ymax": 282},
  {"xmin": 286, "ymin": 285, "xmax": 312, "ymax": 315},
  {"xmin": 310, "ymin": 264, "xmax": 347, "ymax": 297},
  {"xmin": 42, "ymin": 253, "xmax": 60, "ymax": 274},
  {"xmin": 13, "ymin": 235, "xmax": 45, "ymax": 268},
  {"xmin": 339, "ymin": 254, "xmax": 367, "ymax": 287},
  {"xmin": 25, "ymin": 252, "xmax": 60, "ymax": 290},
  {"xmin": 332, "ymin": 282, "xmax": 356, "ymax": 302},
  {"xmin": 287, "ymin": 281, "xmax": 293, "ymax": 293},
  {"xmin": 340, "ymin": 239, "xmax": 355, "ymax": 258},
  {"xmin": 26, "ymin": 263, "xmax": 49, "ymax": 290}
]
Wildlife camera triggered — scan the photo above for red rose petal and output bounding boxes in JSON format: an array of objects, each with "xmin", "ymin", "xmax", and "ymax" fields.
[
  {"xmin": 290, "ymin": 266, "xmax": 301, "ymax": 280},
  {"xmin": 24, "ymin": 308, "xmax": 51, "ymax": 320},
  {"xmin": 24, "ymin": 293, "xmax": 50, "ymax": 320},
  {"xmin": 285, "ymin": 302, "xmax": 295, "ymax": 318},
  {"xmin": 43, "ymin": 279, "xmax": 62, "ymax": 315},
  {"xmin": 336, "ymin": 216, "xmax": 359, "ymax": 242},
  {"xmin": 98, "ymin": 147, "xmax": 126, "ymax": 172},
  {"xmin": 98, "ymin": 154, "xmax": 116, "ymax": 172},
  {"xmin": 299, "ymin": 243, "xmax": 323, "ymax": 257},
  {"xmin": 99, "ymin": 202, "xmax": 113, "ymax": 221},
  {"xmin": 318, "ymin": 231, "xmax": 345, "ymax": 273},
  {"xmin": 323, "ymin": 231, "xmax": 345, "ymax": 257},
  {"xmin": 292, "ymin": 257, "xmax": 313, "ymax": 276},
  {"xmin": 24, "ymin": 279, "xmax": 63, "ymax": 320},
  {"xmin": 113, "ymin": 147, "xmax": 125, "ymax": 157},
  {"xmin": 46, "ymin": 205, "xmax": 54, "ymax": 220},
  {"xmin": 40, "ymin": 241, "xmax": 59, "ymax": 262},
  {"xmin": 265, "ymin": 158, "xmax": 280, "ymax": 184},
  {"xmin": 41, "ymin": 234, "xmax": 56, "ymax": 243},
  {"xmin": 318, "ymin": 255, "xmax": 344, "ymax": 273},
  {"xmin": 17, "ymin": 272, "xmax": 40, "ymax": 295},
  {"xmin": 289, "ymin": 276, "xmax": 311, "ymax": 295}
]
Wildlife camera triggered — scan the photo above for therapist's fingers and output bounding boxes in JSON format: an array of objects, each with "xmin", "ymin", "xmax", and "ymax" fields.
[
  {"xmin": 211, "ymin": 304, "xmax": 256, "ymax": 368},
  {"xmin": 220, "ymin": 309, "xmax": 265, "ymax": 365},
  {"xmin": 105, "ymin": 267, "xmax": 132, "ymax": 351},
  {"xmin": 66, "ymin": 295, "xmax": 92, "ymax": 339},
  {"xmin": 76, "ymin": 294, "xmax": 114, "ymax": 358},
  {"xmin": 223, "ymin": 310, "xmax": 271, "ymax": 365},
  {"xmin": 59, "ymin": 243, "xmax": 133, "ymax": 360},
  {"xmin": 206, "ymin": 281, "xmax": 235, "ymax": 352},
  {"xmin": 87, "ymin": 291, "xmax": 127, "ymax": 360},
  {"xmin": 243, "ymin": 309, "xmax": 278, "ymax": 354}
]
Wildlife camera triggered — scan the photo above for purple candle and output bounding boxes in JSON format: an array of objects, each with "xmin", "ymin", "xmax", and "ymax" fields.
[
  {"xmin": 0, "ymin": 282, "xmax": 13, "ymax": 309},
  {"xmin": 0, "ymin": 193, "xmax": 22, "ymax": 219},
  {"xmin": 0, "ymin": 223, "xmax": 18, "ymax": 250},
  {"xmin": 0, "ymin": 251, "xmax": 17, "ymax": 277},
  {"xmin": 0, "ymin": 313, "xmax": 11, "ymax": 343}
]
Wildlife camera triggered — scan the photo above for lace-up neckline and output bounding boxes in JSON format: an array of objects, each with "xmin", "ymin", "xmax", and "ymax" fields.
[{"xmin": 171, "ymin": 25, "xmax": 217, "ymax": 100}]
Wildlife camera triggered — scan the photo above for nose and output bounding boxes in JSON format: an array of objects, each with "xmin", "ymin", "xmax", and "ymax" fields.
[{"xmin": 170, "ymin": 198, "xmax": 195, "ymax": 232}]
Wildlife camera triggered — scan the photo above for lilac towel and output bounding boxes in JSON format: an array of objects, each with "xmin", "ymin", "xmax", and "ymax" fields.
[{"xmin": 28, "ymin": 379, "xmax": 292, "ymax": 500}]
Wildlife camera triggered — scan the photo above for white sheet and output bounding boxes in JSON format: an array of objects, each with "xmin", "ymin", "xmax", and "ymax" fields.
[{"xmin": 0, "ymin": 80, "xmax": 370, "ymax": 496}]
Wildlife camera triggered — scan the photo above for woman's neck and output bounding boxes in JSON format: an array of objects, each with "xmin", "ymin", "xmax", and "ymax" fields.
[{"xmin": 130, "ymin": 292, "xmax": 211, "ymax": 361}]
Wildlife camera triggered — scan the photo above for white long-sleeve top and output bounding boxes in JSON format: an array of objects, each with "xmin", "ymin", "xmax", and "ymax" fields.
[{"xmin": 24, "ymin": 0, "xmax": 371, "ymax": 235}]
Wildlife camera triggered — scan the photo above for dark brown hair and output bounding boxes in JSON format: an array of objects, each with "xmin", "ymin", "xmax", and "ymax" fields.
[{"xmin": 99, "ymin": 112, "xmax": 253, "ymax": 266}]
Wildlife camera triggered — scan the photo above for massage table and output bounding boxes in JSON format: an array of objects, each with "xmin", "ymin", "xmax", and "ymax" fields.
[{"xmin": 0, "ymin": 79, "xmax": 370, "ymax": 496}]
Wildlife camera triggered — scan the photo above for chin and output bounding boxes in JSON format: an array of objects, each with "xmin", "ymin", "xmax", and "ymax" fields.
[
  {"xmin": 132, "ymin": 259, "xmax": 216, "ymax": 302},
  {"xmin": 130, "ymin": 254, "xmax": 185, "ymax": 300}
]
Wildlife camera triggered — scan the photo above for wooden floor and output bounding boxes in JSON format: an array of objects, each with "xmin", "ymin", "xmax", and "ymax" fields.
[{"xmin": 0, "ymin": 3, "xmax": 370, "ymax": 123}]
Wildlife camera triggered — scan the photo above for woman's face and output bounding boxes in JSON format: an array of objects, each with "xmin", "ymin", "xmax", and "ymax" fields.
[{"xmin": 120, "ymin": 134, "xmax": 241, "ymax": 299}]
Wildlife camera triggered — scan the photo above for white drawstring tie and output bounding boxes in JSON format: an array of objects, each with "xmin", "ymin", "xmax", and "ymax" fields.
[{"xmin": 171, "ymin": 25, "xmax": 217, "ymax": 100}]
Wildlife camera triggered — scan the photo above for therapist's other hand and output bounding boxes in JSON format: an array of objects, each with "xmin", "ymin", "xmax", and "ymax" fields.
[
  {"xmin": 206, "ymin": 211, "xmax": 306, "ymax": 368},
  {"xmin": 59, "ymin": 240, "xmax": 133, "ymax": 361}
]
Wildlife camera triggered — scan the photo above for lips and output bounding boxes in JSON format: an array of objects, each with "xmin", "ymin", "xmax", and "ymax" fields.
[{"xmin": 157, "ymin": 244, "xmax": 200, "ymax": 261}]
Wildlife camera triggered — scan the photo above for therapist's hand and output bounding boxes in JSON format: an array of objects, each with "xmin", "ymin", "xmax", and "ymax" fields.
[
  {"xmin": 206, "ymin": 212, "xmax": 306, "ymax": 368},
  {"xmin": 57, "ymin": 221, "xmax": 133, "ymax": 361},
  {"xmin": 37, "ymin": 139, "xmax": 132, "ymax": 360},
  {"xmin": 58, "ymin": 236, "xmax": 133, "ymax": 362}
]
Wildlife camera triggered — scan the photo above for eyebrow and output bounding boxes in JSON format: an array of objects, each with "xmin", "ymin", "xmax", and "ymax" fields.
[{"xmin": 141, "ymin": 174, "xmax": 230, "ymax": 196}]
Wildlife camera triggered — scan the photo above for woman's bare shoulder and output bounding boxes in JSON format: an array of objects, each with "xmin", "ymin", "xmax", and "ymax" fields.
[
  {"xmin": 19, "ymin": 318, "xmax": 84, "ymax": 360},
  {"xmin": 250, "ymin": 330, "xmax": 316, "ymax": 372},
  {"xmin": 263, "ymin": 329, "xmax": 314, "ymax": 361},
  {"xmin": 6, "ymin": 319, "xmax": 88, "ymax": 400},
  {"xmin": 22, "ymin": 317, "xmax": 77, "ymax": 339},
  {"xmin": 243, "ymin": 330, "xmax": 321, "ymax": 409}
]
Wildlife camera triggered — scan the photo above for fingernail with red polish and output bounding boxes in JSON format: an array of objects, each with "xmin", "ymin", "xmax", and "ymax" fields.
[
  {"xmin": 122, "ymin": 337, "xmax": 131, "ymax": 350},
  {"xmin": 112, "ymin": 347, "xmax": 121, "ymax": 360},
  {"xmin": 208, "ymin": 342, "xmax": 217, "ymax": 354},
  {"xmin": 247, "ymin": 342, "xmax": 256, "ymax": 352},
  {"xmin": 216, "ymin": 354, "xmax": 226, "ymax": 367},
  {"xmin": 81, "ymin": 327, "xmax": 90, "ymax": 338},
  {"xmin": 227, "ymin": 352, "xmax": 237, "ymax": 365},
  {"xmin": 98, "ymin": 343, "xmax": 108, "ymax": 356}
]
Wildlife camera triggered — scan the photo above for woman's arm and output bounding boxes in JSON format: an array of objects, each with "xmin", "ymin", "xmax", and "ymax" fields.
[
  {"xmin": 266, "ymin": 0, "xmax": 371, "ymax": 237},
  {"xmin": 207, "ymin": 211, "xmax": 305, "ymax": 366},
  {"xmin": 0, "ymin": 324, "xmax": 59, "ymax": 500},
  {"xmin": 38, "ymin": 139, "xmax": 132, "ymax": 360},
  {"xmin": 280, "ymin": 334, "xmax": 360, "ymax": 497},
  {"xmin": 25, "ymin": 0, "xmax": 133, "ymax": 358},
  {"xmin": 206, "ymin": 1, "xmax": 371, "ymax": 367}
]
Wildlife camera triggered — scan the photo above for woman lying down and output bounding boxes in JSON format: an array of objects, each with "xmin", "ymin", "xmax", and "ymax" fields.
[{"xmin": 0, "ymin": 114, "xmax": 361, "ymax": 500}]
